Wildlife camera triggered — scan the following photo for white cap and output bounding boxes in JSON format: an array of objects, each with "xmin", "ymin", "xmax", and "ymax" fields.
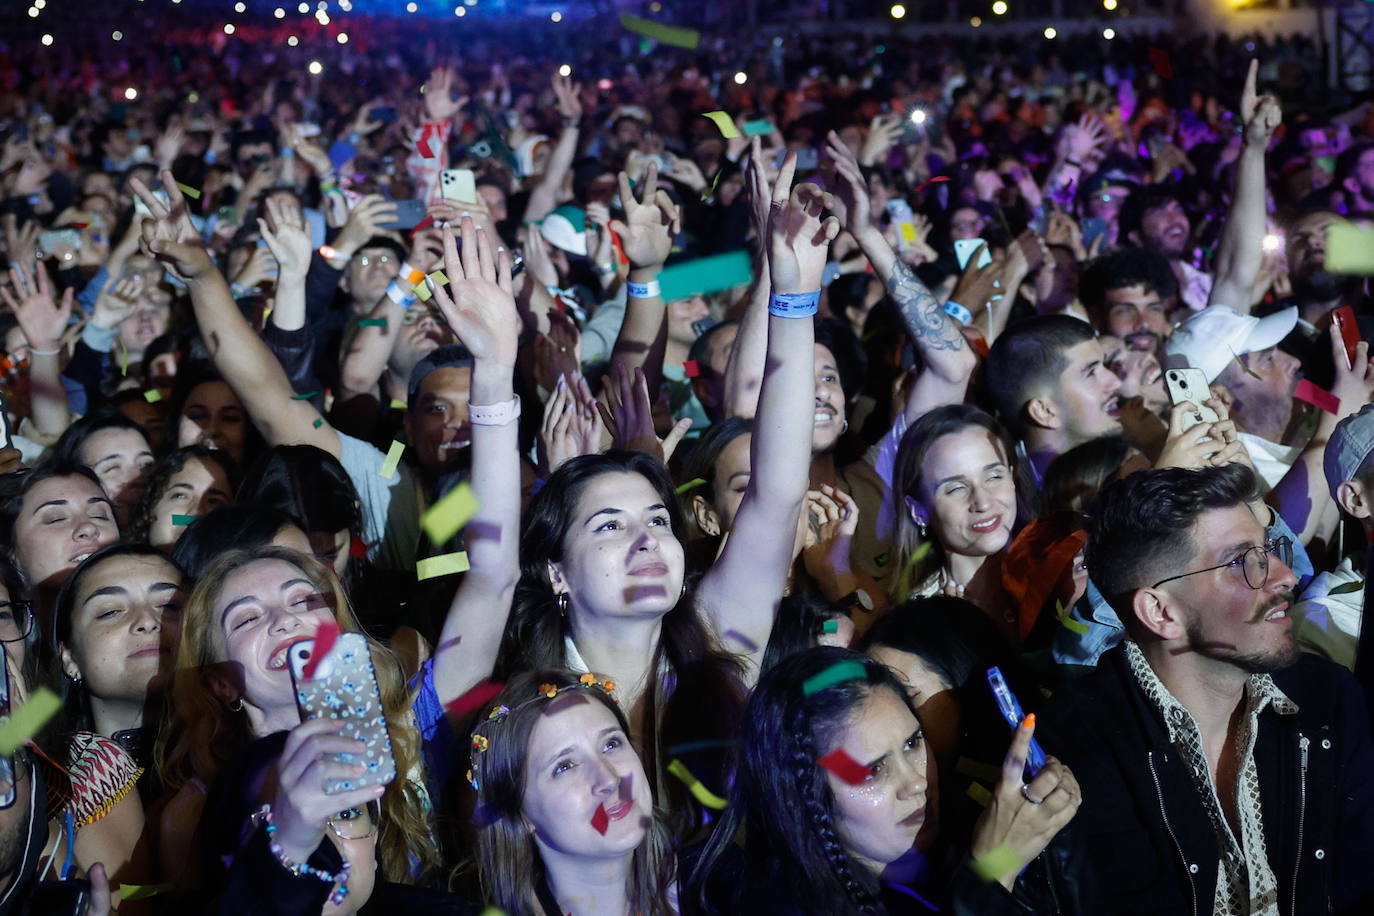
[{"xmin": 1164, "ymin": 305, "xmax": 1298, "ymax": 383}]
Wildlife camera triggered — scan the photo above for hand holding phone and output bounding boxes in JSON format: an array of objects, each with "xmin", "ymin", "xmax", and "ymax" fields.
[
  {"xmin": 987, "ymin": 667, "xmax": 1046, "ymax": 779},
  {"xmin": 1332, "ymin": 305, "xmax": 1360, "ymax": 372},
  {"xmin": 1164, "ymin": 368, "xmax": 1219, "ymax": 433},
  {"xmin": 954, "ymin": 237, "xmax": 993, "ymax": 271}
]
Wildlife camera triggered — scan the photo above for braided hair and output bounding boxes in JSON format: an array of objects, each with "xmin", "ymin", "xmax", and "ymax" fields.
[{"xmin": 687, "ymin": 647, "xmax": 921, "ymax": 915}]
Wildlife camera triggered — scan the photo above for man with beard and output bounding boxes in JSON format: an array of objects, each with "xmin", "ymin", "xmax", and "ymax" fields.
[
  {"xmin": 1335, "ymin": 141, "xmax": 1374, "ymax": 218},
  {"xmin": 1039, "ymin": 465, "xmax": 1374, "ymax": 915}
]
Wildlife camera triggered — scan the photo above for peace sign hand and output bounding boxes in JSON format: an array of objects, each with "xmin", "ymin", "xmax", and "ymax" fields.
[
  {"xmin": 130, "ymin": 169, "xmax": 215, "ymax": 282},
  {"xmin": 609, "ymin": 163, "xmax": 680, "ymax": 271},
  {"xmin": 767, "ymin": 151, "xmax": 840, "ymax": 294}
]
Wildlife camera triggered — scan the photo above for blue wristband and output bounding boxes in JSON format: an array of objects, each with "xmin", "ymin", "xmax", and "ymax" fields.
[
  {"xmin": 944, "ymin": 300, "xmax": 973, "ymax": 325},
  {"xmin": 385, "ymin": 280, "xmax": 417, "ymax": 309},
  {"xmin": 768, "ymin": 290, "xmax": 820, "ymax": 318}
]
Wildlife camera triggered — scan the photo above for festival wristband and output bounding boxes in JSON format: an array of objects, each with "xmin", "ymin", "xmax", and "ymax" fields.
[
  {"xmin": 468, "ymin": 396, "xmax": 521, "ymax": 427},
  {"xmin": 944, "ymin": 300, "xmax": 973, "ymax": 325},
  {"xmin": 401, "ymin": 263, "xmax": 426, "ymax": 287},
  {"xmin": 385, "ymin": 280, "xmax": 418, "ymax": 309},
  {"xmin": 768, "ymin": 291, "xmax": 821, "ymax": 318},
  {"xmin": 627, "ymin": 279, "xmax": 661, "ymax": 299}
]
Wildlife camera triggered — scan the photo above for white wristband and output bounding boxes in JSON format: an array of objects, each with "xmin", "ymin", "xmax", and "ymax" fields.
[
  {"xmin": 627, "ymin": 279, "xmax": 661, "ymax": 299},
  {"xmin": 468, "ymin": 395, "xmax": 521, "ymax": 427}
]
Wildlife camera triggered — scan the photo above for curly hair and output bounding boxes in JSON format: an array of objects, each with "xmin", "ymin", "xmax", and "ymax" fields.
[{"xmin": 125, "ymin": 445, "xmax": 239, "ymax": 545}]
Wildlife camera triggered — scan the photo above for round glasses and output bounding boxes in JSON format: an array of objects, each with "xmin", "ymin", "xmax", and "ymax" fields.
[
  {"xmin": 0, "ymin": 601, "xmax": 34, "ymax": 644},
  {"xmin": 327, "ymin": 799, "xmax": 379, "ymax": 841},
  {"xmin": 1150, "ymin": 536, "xmax": 1293, "ymax": 591}
]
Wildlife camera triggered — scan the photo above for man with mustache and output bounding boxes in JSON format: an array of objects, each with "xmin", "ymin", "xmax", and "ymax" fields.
[{"xmin": 1040, "ymin": 465, "xmax": 1374, "ymax": 915}]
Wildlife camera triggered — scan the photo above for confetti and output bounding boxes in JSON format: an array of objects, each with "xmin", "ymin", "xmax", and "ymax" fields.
[
  {"xmin": 446, "ymin": 679, "xmax": 504, "ymax": 719},
  {"xmin": 117, "ymin": 885, "xmax": 174, "ymax": 901},
  {"xmin": 821, "ymin": 619, "xmax": 840, "ymax": 634},
  {"xmin": 313, "ymin": 418, "xmax": 324, "ymax": 428},
  {"xmin": 143, "ymin": 389, "xmax": 163, "ymax": 403},
  {"xmin": 818, "ymin": 748, "xmax": 871, "ymax": 785},
  {"xmin": 1146, "ymin": 47, "xmax": 1174, "ymax": 81},
  {"xmin": 1295, "ymin": 379, "xmax": 1339, "ymax": 415},
  {"xmin": 802, "ymin": 660, "xmax": 868, "ymax": 697},
  {"xmin": 741, "ymin": 119, "xmax": 776, "ymax": 137},
  {"xmin": 118, "ymin": 341, "xmax": 129, "ymax": 377},
  {"xmin": 170, "ymin": 515, "xmax": 196, "ymax": 526},
  {"xmin": 701, "ymin": 111, "xmax": 740, "ymax": 139},
  {"xmin": 349, "ymin": 537, "xmax": 368, "ymax": 559},
  {"xmin": 299, "ymin": 620, "xmax": 340, "ymax": 680},
  {"xmin": 682, "ymin": 359, "xmax": 701, "ymax": 378},
  {"xmin": 175, "ymin": 182, "xmax": 201, "ymax": 200},
  {"xmin": 970, "ymin": 843, "xmax": 1020, "ymax": 883},
  {"xmin": 666, "ymin": 739, "xmax": 735, "ymax": 755},
  {"xmin": 413, "ymin": 281, "xmax": 433, "ymax": 302},
  {"xmin": 1056, "ymin": 600, "xmax": 1090, "ymax": 636},
  {"xmin": 292, "ymin": 390, "xmax": 320, "ymax": 400},
  {"xmin": 966, "ymin": 782, "xmax": 992, "ymax": 807},
  {"xmin": 390, "ymin": 399, "xmax": 408, "ymax": 411},
  {"xmin": 428, "ymin": 270, "xmax": 449, "ymax": 286},
  {"xmin": 378, "ymin": 441, "xmax": 406, "ymax": 480},
  {"xmin": 619, "ymin": 12, "xmax": 700, "ymax": 49},
  {"xmin": 667, "ymin": 758, "xmax": 727, "ymax": 809},
  {"xmin": 358, "ymin": 318, "xmax": 388, "ymax": 328},
  {"xmin": 675, "ymin": 477, "xmax": 707, "ymax": 495},
  {"xmin": 955, "ymin": 756, "xmax": 1001, "ymax": 784},
  {"xmin": 1327, "ymin": 223, "xmax": 1374, "ymax": 274},
  {"xmin": 417, "ymin": 551, "xmax": 471, "ymax": 580},
  {"xmin": 421, "ymin": 482, "xmax": 479, "ymax": 545},
  {"xmin": 0, "ymin": 688, "xmax": 61, "ymax": 755},
  {"xmin": 590, "ymin": 803, "xmax": 609, "ymax": 835},
  {"xmin": 1328, "ymin": 580, "xmax": 1363, "ymax": 596}
]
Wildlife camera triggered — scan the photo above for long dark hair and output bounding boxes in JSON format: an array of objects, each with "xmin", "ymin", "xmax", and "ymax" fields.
[
  {"xmin": 125, "ymin": 445, "xmax": 240, "ymax": 544},
  {"xmin": 50, "ymin": 411, "xmax": 152, "ymax": 467},
  {"xmin": 689, "ymin": 647, "xmax": 917, "ymax": 915}
]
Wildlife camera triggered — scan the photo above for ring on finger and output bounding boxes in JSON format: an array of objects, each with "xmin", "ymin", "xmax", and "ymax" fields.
[{"xmin": 1019, "ymin": 783, "xmax": 1044, "ymax": 805}]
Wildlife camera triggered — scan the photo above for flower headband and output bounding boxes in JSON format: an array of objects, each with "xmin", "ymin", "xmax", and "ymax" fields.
[{"xmin": 466, "ymin": 673, "xmax": 617, "ymax": 792}]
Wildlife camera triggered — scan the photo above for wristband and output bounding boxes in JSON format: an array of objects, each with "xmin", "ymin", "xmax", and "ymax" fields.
[
  {"xmin": 401, "ymin": 264, "xmax": 426, "ymax": 286},
  {"xmin": 627, "ymin": 279, "xmax": 661, "ymax": 299},
  {"xmin": 385, "ymin": 280, "xmax": 418, "ymax": 309},
  {"xmin": 944, "ymin": 300, "xmax": 973, "ymax": 325},
  {"xmin": 280, "ymin": 147, "xmax": 295, "ymax": 159},
  {"xmin": 28, "ymin": 347, "xmax": 61, "ymax": 357},
  {"xmin": 319, "ymin": 181, "xmax": 339, "ymax": 193},
  {"xmin": 203, "ymin": 150, "xmax": 218, "ymax": 165},
  {"xmin": 768, "ymin": 290, "xmax": 820, "ymax": 318},
  {"xmin": 468, "ymin": 395, "xmax": 521, "ymax": 427},
  {"xmin": 348, "ymin": 132, "xmax": 362, "ymax": 145}
]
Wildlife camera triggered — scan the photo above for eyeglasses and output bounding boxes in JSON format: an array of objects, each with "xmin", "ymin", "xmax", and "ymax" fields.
[
  {"xmin": 0, "ymin": 602, "xmax": 34, "ymax": 644},
  {"xmin": 356, "ymin": 254, "xmax": 394, "ymax": 268},
  {"xmin": 1150, "ymin": 536, "xmax": 1293, "ymax": 591},
  {"xmin": 327, "ymin": 799, "xmax": 379, "ymax": 840}
]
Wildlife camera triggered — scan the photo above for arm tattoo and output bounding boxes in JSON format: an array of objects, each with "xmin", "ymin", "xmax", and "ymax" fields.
[{"xmin": 887, "ymin": 260, "xmax": 966, "ymax": 353}]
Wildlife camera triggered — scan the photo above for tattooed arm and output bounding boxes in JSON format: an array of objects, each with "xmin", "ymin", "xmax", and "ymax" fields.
[{"xmin": 827, "ymin": 131, "xmax": 976, "ymax": 420}]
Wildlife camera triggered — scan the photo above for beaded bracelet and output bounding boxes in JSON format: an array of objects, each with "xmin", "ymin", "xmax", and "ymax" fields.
[
  {"xmin": 257, "ymin": 804, "xmax": 351, "ymax": 906},
  {"xmin": 768, "ymin": 291, "xmax": 820, "ymax": 318}
]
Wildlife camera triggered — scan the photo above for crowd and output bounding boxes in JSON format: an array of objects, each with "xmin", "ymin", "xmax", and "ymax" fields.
[{"xmin": 1, "ymin": 6, "xmax": 1373, "ymax": 914}]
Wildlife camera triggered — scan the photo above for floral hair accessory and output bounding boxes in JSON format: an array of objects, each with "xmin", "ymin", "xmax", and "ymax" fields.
[
  {"xmin": 579, "ymin": 673, "xmax": 597, "ymax": 686},
  {"xmin": 471, "ymin": 735, "xmax": 489, "ymax": 753},
  {"xmin": 538, "ymin": 683, "xmax": 559, "ymax": 698},
  {"xmin": 486, "ymin": 705, "xmax": 509, "ymax": 722}
]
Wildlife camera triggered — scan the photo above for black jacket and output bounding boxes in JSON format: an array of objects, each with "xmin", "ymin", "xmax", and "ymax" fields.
[{"xmin": 1038, "ymin": 646, "xmax": 1374, "ymax": 915}]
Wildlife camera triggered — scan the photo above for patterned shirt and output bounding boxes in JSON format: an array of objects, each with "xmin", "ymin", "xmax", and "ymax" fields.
[{"xmin": 1125, "ymin": 641, "xmax": 1297, "ymax": 916}]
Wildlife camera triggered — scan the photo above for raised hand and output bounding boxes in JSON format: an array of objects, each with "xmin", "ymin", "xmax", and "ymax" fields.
[
  {"xmin": 539, "ymin": 373, "xmax": 606, "ymax": 473},
  {"xmin": 423, "ymin": 67, "xmax": 468, "ymax": 124},
  {"xmin": 1239, "ymin": 59, "xmax": 1282, "ymax": 151},
  {"xmin": 90, "ymin": 274, "xmax": 144, "ymax": 331},
  {"xmin": 130, "ymin": 169, "xmax": 215, "ymax": 281},
  {"xmin": 551, "ymin": 73, "xmax": 583, "ymax": 123},
  {"xmin": 859, "ymin": 114, "xmax": 902, "ymax": 167},
  {"xmin": 1063, "ymin": 112, "xmax": 1108, "ymax": 163},
  {"xmin": 258, "ymin": 195, "xmax": 313, "ymax": 282},
  {"xmin": 1, "ymin": 260, "xmax": 73, "ymax": 352},
  {"xmin": 768, "ymin": 152, "xmax": 840, "ymax": 294},
  {"xmin": 282, "ymin": 123, "xmax": 333, "ymax": 176},
  {"xmin": 155, "ymin": 124, "xmax": 187, "ymax": 169},
  {"xmin": 333, "ymin": 194, "xmax": 399, "ymax": 259},
  {"xmin": 609, "ymin": 163, "xmax": 680, "ymax": 270},
  {"xmin": 429, "ymin": 217, "xmax": 517, "ymax": 367},
  {"xmin": 825, "ymin": 130, "xmax": 872, "ymax": 236},
  {"xmin": 270, "ymin": 718, "xmax": 388, "ymax": 864},
  {"xmin": 596, "ymin": 362, "xmax": 692, "ymax": 463}
]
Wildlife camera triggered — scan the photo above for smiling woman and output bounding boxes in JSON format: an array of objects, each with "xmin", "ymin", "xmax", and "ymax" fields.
[{"xmin": 0, "ymin": 463, "xmax": 120, "ymax": 598}]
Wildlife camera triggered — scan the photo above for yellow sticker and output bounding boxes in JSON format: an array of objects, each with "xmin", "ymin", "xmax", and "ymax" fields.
[
  {"xmin": 701, "ymin": 111, "xmax": 740, "ymax": 139},
  {"xmin": 421, "ymin": 482, "xmax": 478, "ymax": 545},
  {"xmin": 417, "ymin": 551, "xmax": 470, "ymax": 580},
  {"xmin": 379, "ymin": 441, "xmax": 405, "ymax": 480}
]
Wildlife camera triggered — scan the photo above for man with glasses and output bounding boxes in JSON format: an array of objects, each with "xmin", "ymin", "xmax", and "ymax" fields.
[{"xmin": 1039, "ymin": 464, "xmax": 1374, "ymax": 915}]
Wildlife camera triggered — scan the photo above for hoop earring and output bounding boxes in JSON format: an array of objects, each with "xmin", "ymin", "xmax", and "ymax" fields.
[
  {"xmin": 556, "ymin": 593, "xmax": 568, "ymax": 616},
  {"xmin": 841, "ymin": 419, "xmax": 849, "ymax": 435},
  {"xmin": 229, "ymin": 697, "xmax": 244, "ymax": 712}
]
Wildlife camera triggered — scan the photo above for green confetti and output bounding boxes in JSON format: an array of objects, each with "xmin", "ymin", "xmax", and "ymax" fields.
[
  {"xmin": 171, "ymin": 514, "xmax": 196, "ymax": 526},
  {"xmin": 413, "ymin": 281, "xmax": 433, "ymax": 302},
  {"xmin": 956, "ymin": 756, "xmax": 1002, "ymax": 784},
  {"xmin": 118, "ymin": 884, "xmax": 174, "ymax": 901},
  {"xmin": 313, "ymin": 418, "xmax": 324, "ymax": 428},
  {"xmin": 619, "ymin": 12, "xmax": 700, "ymax": 49},
  {"xmin": 358, "ymin": 318, "xmax": 388, "ymax": 328},
  {"xmin": 0, "ymin": 688, "xmax": 61, "ymax": 755},
  {"xmin": 802, "ymin": 660, "xmax": 868, "ymax": 696},
  {"xmin": 966, "ymin": 781, "xmax": 992, "ymax": 807},
  {"xmin": 175, "ymin": 181, "xmax": 201, "ymax": 200},
  {"xmin": 389, "ymin": 399, "xmax": 408, "ymax": 411},
  {"xmin": 675, "ymin": 477, "xmax": 707, "ymax": 495},
  {"xmin": 1328, "ymin": 580, "xmax": 1363, "ymax": 596},
  {"xmin": 417, "ymin": 551, "xmax": 470, "ymax": 580},
  {"xmin": 421, "ymin": 482, "xmax": 479, "ymax": 545},
  {"xmin": 143, "ymin": 389, "xmax": 163, "ymax": 403},
  {"xmin": 428, "ymin": 270, "xmax": 449, "ymax": 286},
  {"xmin": 292, "ymin": 391, "xmax": 320, "ymax": 400},
  {"xmin": 742, "ymin": 119, "xmax": 777, "ymax": 137},
  {"xmin": 1057, "ymin": 600, "xmax": 1090, "ymax": 636},
  {"xmin": 701, "ymin": 110, "xmax": 741, "ymax": 139},
  {"xmin": 379, "ymin": 440, "xmax": 405, "ymax": 480},
  {"xmin": 970, "ymin": 843, "xmax": 1020, "ymax": 883},
  {"xmin": 821, "ymin": 619, "xmax": 840, "ymax": 634}
]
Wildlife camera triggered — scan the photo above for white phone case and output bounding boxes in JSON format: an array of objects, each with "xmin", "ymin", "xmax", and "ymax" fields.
[
  {"xmin": 1164, "ymin": 368, "xmax": 1220, "ymax": 433},
  {"xmin": 440, "ymin": 168, "xmax": 477, "ymax": 204}
]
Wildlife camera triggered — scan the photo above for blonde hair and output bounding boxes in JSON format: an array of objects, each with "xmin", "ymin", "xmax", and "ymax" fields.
[{"xmin": 153, "ymin": 545, "xmax": 440, "ymax": 884}]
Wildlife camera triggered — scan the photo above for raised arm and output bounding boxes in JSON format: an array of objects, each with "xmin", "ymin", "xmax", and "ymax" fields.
[
  {"xmin": 1208, "ymin": 60, "xmax": 1281, "ymax": 313},
  {"xmin": 426, "ymin": 219, "xmax": 522, "ymax": 707},
  {"xmin": 523, "ymin": 74, "xmax": 583, "ymax": 225},
  {"xmin": 696, "ymin": 153, "xmax": 835, "ymax": 679},
  {"xmin": 826, "ymin": 132, "xmax": 976, "ymax": 419},
  {"xmin": 721, "ymin": 138, "xmax": 772, "ymax": 420},
  {"xmin": 132, "ymin": 170, "xmax": 340, "ymax": 458},
  {"xmin": 1, "ymin": 260, "xmax": 73, "ymax": 441},
  {"xmin": 608, "ymin": 163, "xmax": 680, "ymax": 397}
]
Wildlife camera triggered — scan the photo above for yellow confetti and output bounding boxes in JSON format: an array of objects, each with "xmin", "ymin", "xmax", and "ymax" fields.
[
  {"xmin": 701, "ymin": 111, "xmax": 740, "ymax": 139},
  {"xmin": 966, "ymin": 781, "xmax": 992, "ymax": 807},
  {"xmin": 428, "ymin": 270, "xmax": 448, "ymax": 286},
  {"xmin": 970, "ymin": 843, "xmax": 1019, "ymax": 883},
  {"xmin": 1327, "ymin": 223, "xmax": 1374, "ymax": 275},
  {"xmin": 390, "ymin": 399, "xmax": 408, "ymax": 411},
  {"xmin": 421, "ymin": 482, "xmax": 478, "ymax": 545},
  {"xmin": 417, "ymin": 551, "xmax": 470, "ymax": 580},
  {"xmin": 117, "ymin": 884, "xmax": 174, "ymax": 901},
  {"xmin": 667, "ymin": 758, "xmax": 727, "ymax": 809},
  {"xmin": 0, "ymin": 688, "xmax": 61, "ymax": 755},
  {"xmin": 413, "ymin": 281, "xmax": 433, "ymax": 302},
  {"xmin": 143, "ymin": 389, "xmax": 163, "ymax": 403},
  {"xmin": 379, "ymin": 440, "xmax": 405, "ymax": 480}
]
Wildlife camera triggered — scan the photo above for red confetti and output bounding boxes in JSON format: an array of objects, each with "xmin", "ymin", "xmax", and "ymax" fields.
[
  {"xmin": 1295, "ymin": 379, "xmax": 1339, "ymax": 415},
  {"xmin": 590, "ymin": 803, "xmax": 609, "ymax": 835},
  {"xmin": 818, "ymin": 748, "xmax": 872, "ymax": 785},
  {"xmin": 914, "ymin": 175, "xmax": 951, "ymax": 193},
  {"xmin": 446, "ymin": 680, "xmax": 505, "ymax": 720},
  {"xmin": 683, "ymin": 360, "xmax": 701, "ymax": 378},
  {"xmin": 350, "ymin": 537, "xmax": 367, "ymax": 559},
  {"xmin": 299, "ymin": 620, "xmax": 340, "ymax": 680}
]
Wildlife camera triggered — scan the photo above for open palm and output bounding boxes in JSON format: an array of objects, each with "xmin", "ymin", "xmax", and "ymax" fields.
[{"xmin": 430, "ymin": 218, "xmax": 518, "ymax": 367}]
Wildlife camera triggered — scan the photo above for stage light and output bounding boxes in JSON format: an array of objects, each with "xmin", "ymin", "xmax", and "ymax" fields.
[
  {"xmin": 1044, "ymin": 26, "xmax": 1056, "ymax": 38},
  {"xmin": 734, "ymin": 71, "xmax": 747, "ymax": 84},
  {"xmin": 287, "ymin": 35, "xmax": 299, "ymax": 45},
  {"xmin": 1104, "ymin": 0, "xmax": 1118, "ymax": 8},
  {"xmin": 34, "ymin": 0, "xmax": 44, "ymax": 7},
  {"xmin": 112, "ymin": 30, "xmax": 123, "ymax": 40},
  {"xmin": 274, "ymin": 8, "xmax": 285, "ymax": 18},
  {"xmin": 970, "ymin": 16, "xmax": 982, "ymax": 26},
  {"xmin": 337, "ymin": 32, "xmax": 348, "ymax": 43},
  {"xmin": 234, "ymin": 1, "xmax": 246, "ymax": 11},
  {"xmin": 558, "ymin": 64, "xmax": 572, "ymax": 77},
  {"xmin": 40, "ymin": 33, "xmax": 53, "ymax": 45},
  {"xmin": 188, "ymin": 92, "xmax": 200, "ymax": 103},
  {"xmin": 890, "ymin": 4, "xmax": 906, "ymax": 18},
  {"xmin": 309, "ymin": 60, "xmax": 324, "ymax": 75},
  {"xmin": 125, "ymin": 87, "xmax": 138, "ymax": 100},
  {"xmin": 551, "ymin": 11, "xmax": 562, "ymax": 21},
  {"xmin": 454, "ymin": 6, "xmax": 466, "ymax": 15},
  {"xmin": 298, "ymin": 2, "xmax": 309, "ymax": 11},
  {"xmin": 406, "ymin": 2, "xmax": 417, "ymax": 9},
  {"xmin": 1103, "ymin": 27, "xmax": 1115, "ymax": 38},
  {"xmin": 316, "ymin": 11, "xmax": 330, "ymax": 24},
  {"xmin": 992, "ymin": 0, "xmax": 1008, "ymax": 13},
  {"xmin": 224, "ymin": 23, "xmax": 236, "ymax": 34},
  {"xmin": 597, "ymin": 78, "xmax": 613, "ymax": 90},
  {"xmin": 649, "ymin": 1, "xmax": 661, "ymax": 11},
  {"xmin": 26, "ymin": 7, "xmax": 38, "ymax": 18}
]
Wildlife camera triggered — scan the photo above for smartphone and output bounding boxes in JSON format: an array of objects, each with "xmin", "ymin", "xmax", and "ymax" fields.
[
  {"xmin": 132, "ymin": 188, "xmax": 170, "ymax": 219},
  {"xmin": 25, "ymin": 880, "xmax": 90, "ymax": 916},
  {"xmin": 440, "ymin": 168, "xmax": 477, "ymax": 204},
  {"xmin": 1080, "ymin": 217, "xmax": 1109, "ymax": 251},
  {"xmin": 1164, "ymin": 367, "xmax": 1220, "ymax": 433},
  {"xmin": 773, "ymin": 148, "xmax": 819, "ymax": 171},
  {"xmin": 954, "ymin": 237, "xmax": 993, "ymax": 271},
  {"xmin": 1332, "ymin": 304, "xmax": 1361, "ymax": 371},
  {"xmin": 987, "ymin": 667, "xmax": 1046, "ymax": 780},
  {"xmin": 371, "ymin": 107, "xmax": 398, "ymax": 123},
  {"xmin": 381, "ymin": 198, "xmax": 427, "ymax": 231},
  {"xmin": 38, "ymin": 228, "xmax": 82, "ymax": 255},
  {"xmin": 288, "ymin": 632, "xmax": 397, "ymax": 794},
  {"xmin": 885, "ymin": 199, "xmax": 919, "ymax": 253}
]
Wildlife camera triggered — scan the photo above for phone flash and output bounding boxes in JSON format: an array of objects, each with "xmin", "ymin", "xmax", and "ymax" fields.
[
  {"xmin": 1262, "ymin": 233, "xmax": 1281, "ymax": 252},
  {"xmin": 909, "ymin": 109, "xmax": 927, "ymax": 125}
]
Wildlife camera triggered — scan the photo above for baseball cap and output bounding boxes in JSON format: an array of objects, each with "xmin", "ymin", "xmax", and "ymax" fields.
[
  {"xmin": 1325, "ymin": 402, "xmax": 1374, "ymax": 501},
  {"xmin": 1164, "ymin": 305, "xmax": 1298, "ymax": 383},
  {"xmin": 539, "ymin": 205, "xmax": 588, "ymax": 257},
  {"xmin": 407, "ymin": 343, "xmax": 475, "ymax": 402}
]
